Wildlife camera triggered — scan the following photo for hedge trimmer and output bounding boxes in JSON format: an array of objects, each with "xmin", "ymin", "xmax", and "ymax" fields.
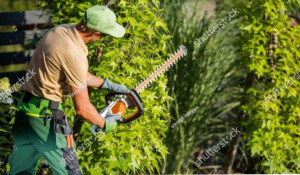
[{"xmin": 92, "ymin": 45, "xmax": 187, "ymax": 133}]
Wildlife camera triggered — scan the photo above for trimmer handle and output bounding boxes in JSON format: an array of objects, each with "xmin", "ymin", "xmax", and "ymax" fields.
[{"xmin": 105, "ymin": 89, "xmax": 144, "ymax": 123}]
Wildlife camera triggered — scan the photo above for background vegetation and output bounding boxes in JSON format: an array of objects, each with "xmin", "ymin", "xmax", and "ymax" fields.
[
  {"xmin": 161, "ymin": 0, "xmax": 247, "ymax": 173},
  {"xmin": 0, "ymin": 0, "xmax": 299, "ymax": 174}
]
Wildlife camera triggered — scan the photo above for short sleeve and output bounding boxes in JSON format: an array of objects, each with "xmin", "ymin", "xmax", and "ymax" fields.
[{"xmin": 61, "ymin": 50, "xmax": 88, "ymax": 88}]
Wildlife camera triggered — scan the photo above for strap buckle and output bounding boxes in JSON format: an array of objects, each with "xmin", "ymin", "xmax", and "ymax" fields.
[
  {"xmin": 49, "ymin": 101, "xmax": 59, "ymax": 110},
  {"xmin": 42, "ymin": 107, "xmax": 52, "ymax": 126}
]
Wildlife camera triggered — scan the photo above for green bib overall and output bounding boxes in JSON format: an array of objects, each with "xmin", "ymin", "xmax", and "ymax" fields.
[{"xmin": 8, "ymin": 91, "xmax": 82, "ymax": 175}]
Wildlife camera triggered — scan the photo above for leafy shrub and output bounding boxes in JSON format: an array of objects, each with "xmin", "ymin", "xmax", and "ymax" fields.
[
  {"xmin": 241, "ymin": 0, "xmax": 300, "ymax": 173},
  {"xmin": 39, "ymin": 0, "xmax": 172, "ymax": 174},
  {"xmin": 0, "ymin": 77, "xmax": 14, "ymax": 174}
]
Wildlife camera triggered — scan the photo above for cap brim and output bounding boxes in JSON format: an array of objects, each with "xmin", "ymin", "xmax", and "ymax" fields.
[{"xmin": 105, "ymin": 23, "xmax": 125, "ymax": 38}]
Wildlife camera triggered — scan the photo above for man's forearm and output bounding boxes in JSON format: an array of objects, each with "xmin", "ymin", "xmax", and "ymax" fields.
[
  {"xmin": 87, "ymin": 72, "xmax": 104, "ymax": 88},
  {"xmin": 76, "ymin": 102, "xmax": 105, "ymax": 128}
]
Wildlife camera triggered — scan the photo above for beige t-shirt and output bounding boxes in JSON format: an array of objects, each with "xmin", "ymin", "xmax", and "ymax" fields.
[{"xmin": 22, "ymin": 24, "xmax": 89, "ymax": 102}]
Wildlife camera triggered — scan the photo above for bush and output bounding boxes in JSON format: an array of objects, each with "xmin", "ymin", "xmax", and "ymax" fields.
[{"xmin": 39, "ymin": 0, "xmax": 172, "ymax": 174}]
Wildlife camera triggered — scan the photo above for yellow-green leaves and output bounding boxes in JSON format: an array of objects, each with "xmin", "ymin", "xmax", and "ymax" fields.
[
  {"xmin": 242, "ymin": 0, "xmax": 300, "ymax": 173},
  {"xmin": 40, "ymin": 0, "xmax": 172, "ymax": 174}
]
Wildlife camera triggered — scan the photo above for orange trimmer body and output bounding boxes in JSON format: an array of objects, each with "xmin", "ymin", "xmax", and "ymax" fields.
[{"xmin": 105, "ymin": 89, "xmax": 144, "ymax": 123}]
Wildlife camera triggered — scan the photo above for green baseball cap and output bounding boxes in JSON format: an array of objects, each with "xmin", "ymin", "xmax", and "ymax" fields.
[{"xmin": 83, "ymin": 5, "xmax": 125, "ymax": 38}]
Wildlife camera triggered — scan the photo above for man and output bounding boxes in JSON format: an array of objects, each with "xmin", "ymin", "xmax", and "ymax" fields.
[{"xmin": 8, "ymin": 5, "xmax": 129, "ymax": 175}]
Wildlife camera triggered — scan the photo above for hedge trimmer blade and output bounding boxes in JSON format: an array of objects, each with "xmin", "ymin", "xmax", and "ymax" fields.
[
  {"xmin": 91, "ymin": 45, "xmax": 187, "ymax": 132},
  {"xmin": 135, "ymin": 45, "xmax": 188, "ymax": 92}
]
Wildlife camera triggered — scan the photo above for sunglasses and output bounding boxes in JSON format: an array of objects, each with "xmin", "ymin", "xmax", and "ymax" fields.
[
  {"xmin": 101, "ymin": 33, "xmax": 108, "ymax": 38},
  {"xmin": 91, "ymin": 29, "xmax": 108, "ymax": 38}
]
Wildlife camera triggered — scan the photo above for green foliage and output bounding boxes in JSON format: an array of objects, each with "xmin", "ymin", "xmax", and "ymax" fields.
[
  {"xmin": 241, "ymin": 0, "xmax": 300, "ymax": 173},
  {"xmin": 160, "ymin": 0, "xmax": 246, "ymax": 174},
  {"xmin": 0, "ymin": 78, "xmax": 14, "ymax": 174},
  {"xmin": 1, "ymin": 0, "xmax": 298, "ymax": 174},
  {"xmin": 0, "ymin": 78, "xmax": 13, "ymax": 104},
  {"xmin": 39, "ymin": 0, "xmax": 172, "ymax": 174},
  {"xmin": 0, "ymin": 0, "xmax": 39, "ymax": 12}
]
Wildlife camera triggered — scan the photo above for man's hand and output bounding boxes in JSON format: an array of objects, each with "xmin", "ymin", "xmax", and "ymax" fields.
[
  {"xmin": 93, "ymin": 107, "xmax": 122, "ymax": 133},
  {"xmin": 103, "ymin": 112, "xmax": 122, "ymax": 133},
  {"xmin": 100, "ymin": 78, "xmax": 130, "ymax": 93},
  {"xmin": 86, "ymin": 73, "xmax": 129, "ymax": 93}
]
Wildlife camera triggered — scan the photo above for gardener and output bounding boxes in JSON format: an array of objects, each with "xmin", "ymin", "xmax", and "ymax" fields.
[{"xmin": 8, "ymin": 5, "xmax": 129, "ymax": 175}]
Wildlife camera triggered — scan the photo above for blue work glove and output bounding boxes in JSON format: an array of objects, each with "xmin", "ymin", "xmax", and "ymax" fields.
[{"xmin": 100, "ymin": 78, "xmax": 130, "ymax": 93}]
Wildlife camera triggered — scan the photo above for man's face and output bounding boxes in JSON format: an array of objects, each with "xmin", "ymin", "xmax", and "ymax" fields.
[{"xmin": 89, "ymin": 31, "xmax": 107, "ymax": 42}]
